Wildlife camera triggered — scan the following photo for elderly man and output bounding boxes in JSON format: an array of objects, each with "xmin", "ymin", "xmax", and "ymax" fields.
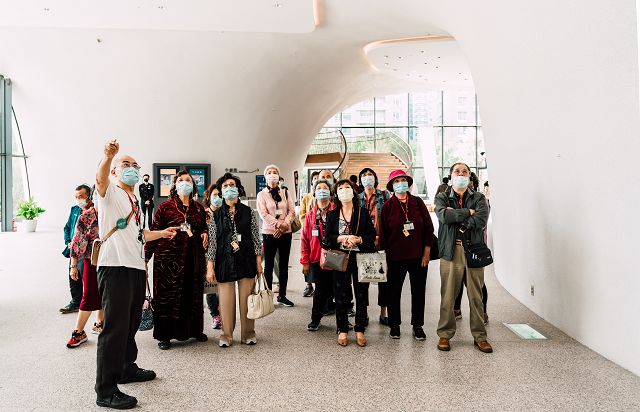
[
  {"xmin": 434, "ymin": 162, "xmax": 492, "ymax": 353},
  {"xmin": 94, "ymin": 139, "xmax": 179, "ymax": 409},
  {"xmin": 60, "ymin": 184, "xmax": 92, "ymax": 314}
]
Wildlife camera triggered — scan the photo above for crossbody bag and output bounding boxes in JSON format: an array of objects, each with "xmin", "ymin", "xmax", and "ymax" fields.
[{"xmin": 90, "ymin": 210, "xmax": 134, "ymax": 266}]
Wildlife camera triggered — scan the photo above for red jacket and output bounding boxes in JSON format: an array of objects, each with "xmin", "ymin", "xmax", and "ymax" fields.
[{"xmin": 300, "ymin": 202, "xmax": 334, "ymax": 265}]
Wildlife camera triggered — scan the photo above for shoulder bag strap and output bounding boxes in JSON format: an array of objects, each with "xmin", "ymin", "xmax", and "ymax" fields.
[{"xmin": 101, "ymin": 209, "xmax": 135, "ymax": 242}]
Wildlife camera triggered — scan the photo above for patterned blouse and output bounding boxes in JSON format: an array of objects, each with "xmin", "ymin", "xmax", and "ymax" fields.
[
  {"xmin": 69, "ymin": 207, "xmax": 99, "ymax": 260},
  {"xmin": 206, "ymin": 208, "xmax": 262, "ymax": 261}
]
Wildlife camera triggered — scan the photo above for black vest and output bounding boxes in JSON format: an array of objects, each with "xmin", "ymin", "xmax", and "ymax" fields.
[{"xmin": 212, "ymin": 202, "xmax": 257, "ymax": 283}]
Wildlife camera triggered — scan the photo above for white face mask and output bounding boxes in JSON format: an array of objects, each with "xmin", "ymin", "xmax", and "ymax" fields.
[
  {"xmin": 337, "ymin": 187, "xmax": 353, "ymax": 202},
  {"xmin": 452, "ymin": 175, "xmax": 470, "ymax": 190},
  {"xmin": 361, "ymin": 175, "xmax": 375, "ymax": 189},
  {"xmin": 77, "ymin": 199, "xmax": 87, "ymax": 209},
  {"xmin": 266, "ymin": 174, "xmax": 280, "ymax": 184},
  {"xmin": 176, "ymin": 181, "xmax": 193, "ymax": 196}
]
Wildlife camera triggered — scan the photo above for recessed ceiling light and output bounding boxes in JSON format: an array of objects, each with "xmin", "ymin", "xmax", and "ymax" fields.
[
  {"xmin": 398, "ymin": 56, "xmax": 402, "ymax": 59},
  {"xmin": 393, "ymin": 68, "xmax": 398, "ymax": 71},
  {"xmin": 384, "ymin": 63, "xmax": 389, "ymax": 66},
  {"xmin": 435, "ymin": 66, "xmax": 439, "ymax": 69},
  {"xmin": 424, "ymin": 62, "xmax": 428, "ymax": 65},
  {"xmin": 420, "ymin": 50, "xmax": 425, "ymax": 53},
  {"xmin": 43, "ymin": 7, "xmax": 50, "ymax": 11},
  {"xmin": 384, "ymin": 55, "xmax": 389, "ymax": 59},
  {"xmin": 274, "ymin": 2, "xmax": 283, "ymax": 7},
  {"xmin": 437, "ymin": 56, "xmax": 441, "ymax": 59},
  {"xmin": 157, "ymin": 5, "xmax": 164, "ymax": 9}
]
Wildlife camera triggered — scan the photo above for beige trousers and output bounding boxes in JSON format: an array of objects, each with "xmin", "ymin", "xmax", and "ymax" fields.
[
  {"xmin": 218, "ymin": 277, "xmax": 256, "ymax": 344},
  {"xmin": 437, "ymin": 244, "xmax": 487, "ymax": 342}
]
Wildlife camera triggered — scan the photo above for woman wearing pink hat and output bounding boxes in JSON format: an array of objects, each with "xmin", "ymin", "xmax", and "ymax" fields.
[{"xmin": 379, "ymin": 169, "xmax": 436, "ymax": 340}]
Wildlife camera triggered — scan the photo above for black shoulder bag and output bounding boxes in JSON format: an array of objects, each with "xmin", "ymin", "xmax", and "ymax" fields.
[{"xmin": 462, "ymin": 230, "xmax": 493, "ymax": 268}]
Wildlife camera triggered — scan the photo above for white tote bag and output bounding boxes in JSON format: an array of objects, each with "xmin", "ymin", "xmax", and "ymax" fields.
[
  {"xmin": 247, "ymin": 272, "xmax": 275, "ymax": 320},
  {"xmin": 356, "ymin": 251, "xmax": 388, "ymax": 283}
]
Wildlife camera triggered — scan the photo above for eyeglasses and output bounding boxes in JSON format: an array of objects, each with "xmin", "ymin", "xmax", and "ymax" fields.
[{"xmin": 118, "ymin": 161, "xmax": 141, "ymax": 170}]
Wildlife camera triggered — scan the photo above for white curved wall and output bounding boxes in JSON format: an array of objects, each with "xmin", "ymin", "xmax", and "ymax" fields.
[{"xmin": 1, "ymin": 0, "xmax": 638, "ymax": 375}]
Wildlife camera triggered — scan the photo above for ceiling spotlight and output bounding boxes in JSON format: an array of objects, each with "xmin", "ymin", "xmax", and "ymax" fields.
[
  {"xmin": 420, "ymin": 50, "xmax": 425, "ymax": 53},
  {"xmin": 158, "ymin": 5, "xmax": 164, "ymax": 9},
  {"xmin": 393, "ymin": 68, "xmax": 398, "ymax": 71},
  {"xmin": 437, "ymin": 56, "xmax": 441, "ymax": 59},
  {"xmin": 384, "ymin": 63, "xmax": 389, "ymax": 66},
  {"xmin": 384, "ymin": 55, "xmax": 389, "ymax": 59},
  {"xmin": 435, "ymin": 66, "xmax": 439, "ymax": 69},
  {"xmin": 274, "ymin": 2, "xmax": 283, "ymax": 7},
  {"xmin": 43, "ymin": 7, "xmax": 50, "ymax": 11},
  {"xmin": 398, "ymin": 56, "xmax": 402, "ymax": 59},
  {"xmin": 424, "ymin": 62, "xmax": 428, "ymax": 65}
]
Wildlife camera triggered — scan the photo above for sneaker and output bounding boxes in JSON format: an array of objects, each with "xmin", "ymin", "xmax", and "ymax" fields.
[
  {"xmin": 243, "ymin": 337, "xmax": 257, "ymax": 345},
  {"xmin": 453, "ymin": 309, "xmax": 462, "ymax": 320},
  {"xmin": 484, "ymin": 313, "xmax": 489, "ymax": 325},
  {"xmin": 307, "ymin": 321, "xmax": 320, "ymax": 331},
  {"xmin": 276, "ymin": 296, "xmax": 294, "ymax": 307},
  {"xmin": 413, "ymin": 327, "xmax": 427, "ymax": 341},
  {"xmin": 219, "ymin": 339, "xmax": 231, "ymax": 348},
  {"xmin": 302, "ymin": 284, "xmax": 314, "ymax": 297},
  {"xmin": 119, "ymin": 368, "xmax": 156, "ymax": 384},
  {"xmin": 212, "ymin": 315, "xmax": 222, "ymax": 330},
  {"xmin": 96, "ymin": 390, "xmax": 137, "ymax": 409},
  {"xmin": 66, "ymin": 330, "xmax": 88, "ymax": 348},
  {"xmin": 347, "ymin": 308, "xmax": 356, "ymax": 317},
  {"xmin": 390, "ymin": 326, "xmax": 401, "ymax": 339},
  {"xmin": 59, "ymin": 304, "xmax": 79, "ymax": 314},
  {"xmin": 91, "ymin": 322, "xmax": 103, "ymax": 335}
]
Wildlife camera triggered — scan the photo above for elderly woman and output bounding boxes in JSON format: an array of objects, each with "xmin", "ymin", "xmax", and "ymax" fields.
[
  {"xmin": 379, "ymin": 170, "xmax": 436, "ymax": 341},
  {"xmin": 66, "ymin": 189, "xmax": 103, "ymax": 348},
  {"xmin": 324, "ymin": 179, "xmax": 376, "ymax": 347},
  {"xmin": 203, "ymin": 183, "xmax": 223, "ymax": 330},
  {"xmin": 300, "ymin": 179, "xmax": 335, "ymax": 331},
  {"xmin": 145, "ymin": 171, "xmax": 209, "ymax": 350},
  {"xmin": 257, "ymin": 164, "xmax": 295, "ymax": 307},
  {"xmin": 206, "ymin": 173, "xmax": 263, "ymax": 348}
]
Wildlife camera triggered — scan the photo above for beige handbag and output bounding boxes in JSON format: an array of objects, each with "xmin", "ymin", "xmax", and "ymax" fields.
[{"xmin": 247, "ymin": 272, "xmax": 275, "ymax": 320}]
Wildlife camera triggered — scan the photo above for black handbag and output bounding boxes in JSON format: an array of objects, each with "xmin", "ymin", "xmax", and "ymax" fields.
[
  {"xmin": 463, "ymin": 241, "xmax": 493, "ymax": 268},
  {"xmin": 139, "ymin": 275, "xmax": 154, "ymax": 331}
]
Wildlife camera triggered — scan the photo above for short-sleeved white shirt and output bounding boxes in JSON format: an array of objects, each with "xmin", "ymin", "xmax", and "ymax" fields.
[{"xmin": 97, "ymin": 180, "xmax": 145, "ymax": 270}]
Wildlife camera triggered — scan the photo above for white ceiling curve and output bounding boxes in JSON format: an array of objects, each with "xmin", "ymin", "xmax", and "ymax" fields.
[
  {"xmin": 365, "ymin": 36, "xmax": 474, "ymax": 90},
  {"xmin": 0, "ymin": 0, "xmax": 317, "ymax": 33}
]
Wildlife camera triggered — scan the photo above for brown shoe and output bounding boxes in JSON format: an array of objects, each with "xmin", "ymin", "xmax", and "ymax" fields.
[
  {"xmin": 475, "ymin": 340, "xmax": 493, "ymax": 353},
  {"xmin": 437, "ymin": 337, "xmax": 450, "ymax": 351},
  {"xmin": 355, "ymin": 332, "xmax": 367, "ymax": 347},
  {"xmin": 337, "ymin": 332, "xmax": 349, "ymax": 347}
]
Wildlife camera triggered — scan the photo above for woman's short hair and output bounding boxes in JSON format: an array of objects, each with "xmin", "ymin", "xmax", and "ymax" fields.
[
  {"xmin": 202, "ymin": 183, "xmax": 219, "ymax": 207},
  {"xmin": 169, "ymin": 170, "xmax": 197, "ymax": 200},
  {"xmin": 215, "ymin": 172, "xmax": 246, "ymax": 198},
  {"xmin": 449, "ymin": 162, "xmax": 471, "ymax": 174},
  {"xmin": 332, "ymin": 179, "xmax": 358, "ymax": 208}
]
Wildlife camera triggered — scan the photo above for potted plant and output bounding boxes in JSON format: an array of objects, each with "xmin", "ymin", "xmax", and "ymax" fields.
[{"xmin": 16, "ymin": 198, "xmax": 46, "ymax": 232}]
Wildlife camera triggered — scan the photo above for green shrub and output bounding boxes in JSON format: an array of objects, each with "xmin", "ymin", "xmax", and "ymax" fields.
[{"xmin": 16, "ymin": 198, "xmax": 46, "ymax": 220}]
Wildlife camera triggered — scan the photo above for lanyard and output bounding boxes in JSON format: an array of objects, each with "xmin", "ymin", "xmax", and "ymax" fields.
[
  {"xmin": 315, "ymin": 205, "xmax": 328, "ymax": 235},
  {"xmin": 397, "ymin": 195, "xmax": 410, "ymax": 222},
  {"xmin": 120, "ymin": 187, "xmax": 141, "ymax": 226},
  {"xmin": 340, "ymin": 208, "xmax": 352, "ymax": 235},
  {"xmin": 174, "ymin": 199, "xmax": 190, "ymax": 223}
]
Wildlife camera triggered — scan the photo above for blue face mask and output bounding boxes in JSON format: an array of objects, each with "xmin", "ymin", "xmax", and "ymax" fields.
[
  {"xmin": 176, "ymin": 181, "xmax": 193, "ymax": 196},
  {"xmin": 315, "ymin": 188, "xmax": 330, "ymax": 200},
  {"xmin": 222, "ymin": 186, "xmax": 239, "ymax": 200},
  {"xmin": 120, "ymin": 167, "xmax": 140, "ymax": 186},
  {"xmin": 393, "ymin": 181, "xmax": 409, "ymax": 194},
  {"xmin": 211, "ymin": 196, "xmax": 223, "ymax": 208}
]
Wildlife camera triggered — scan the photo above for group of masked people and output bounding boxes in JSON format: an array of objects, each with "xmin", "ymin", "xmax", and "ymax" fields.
[{"xmin": 62, "ymin": 139, "xmax": 492, "ymax": 410}]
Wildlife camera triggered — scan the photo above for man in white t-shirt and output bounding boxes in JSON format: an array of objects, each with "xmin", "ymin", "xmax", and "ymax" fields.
[{"xmin": 94, "ymin": 139, "xmax": 178, "ymax": 410}]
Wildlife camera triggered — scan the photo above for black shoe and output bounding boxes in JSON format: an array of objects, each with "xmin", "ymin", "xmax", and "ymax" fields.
[
  {"xmin": 379, "ymin": 316, "xmax": 389, "ymax": 326},
  {"xmin": 119, "ymin": 368, "xmax": 157, "ymax": 384},
  {"xmin": 96, "ymin": 391, "xmax": 137, "ymax": 409},
  {"xmin": 347, "ymin": 308, "xmax": 356, "ymax": 317},
  {"xmin": 302, "ymin": 285, "xmax": 314, "ymax": 297},
  {"xmin": 276, "ymin": 296, "xmax": 294, "ymax": 307},
  {"xmin": 390, "ymin": 326, "xmax": 401, "ymax": 339},
  {"xmin": 59, "ymin": 303, "xmax": 79, "ymax": 314},
  {"xmin": 413, "ymin": 327, "xmax": 427, "ymax": 341},
  {"xmin": 307, "ymin": 321, "xmax": 320, "ymax": 331},
  {"xmin": 324, "ymin": 305, "xmax": 336, "ymax": 316},
  {"xmin": 195, "ymin": 333, "xmax": 208, "ymax": 342},
  {"xmin": 158, "ymin": 340, "xmax": 171, "ymax": 350}
]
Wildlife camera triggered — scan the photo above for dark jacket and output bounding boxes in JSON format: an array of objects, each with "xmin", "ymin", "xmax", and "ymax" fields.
[
  {"xmin": 434, "ymin": 187, "xmax": 489, "ymax": 261},
  {"xmin": 212, "ymin": 202, "xmax": 257, "ymax": 283},
  {"xmin": 62, "ymin": 205, "xmax": 82, "ymax": 258},
  {"xmin": 139, "ymin": 182, "xmax": 155, "ymax": 205},
  {"xmin": 323, "ymin": 205, "xmax": 376, "ymax": 253}
]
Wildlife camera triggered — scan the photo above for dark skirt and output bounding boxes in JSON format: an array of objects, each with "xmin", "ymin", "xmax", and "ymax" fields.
[{"xmin": 79, "ymin": 258, "xmax": 101, "ymax": 311}]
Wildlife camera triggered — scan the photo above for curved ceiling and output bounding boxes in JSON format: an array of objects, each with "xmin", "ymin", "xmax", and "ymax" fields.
[{"xmin": 0, "ymin": 0, "xmax": 317, "ymax": 33}]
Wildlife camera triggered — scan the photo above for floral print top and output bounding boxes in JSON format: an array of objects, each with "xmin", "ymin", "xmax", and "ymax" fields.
[{"xmin": 70, "ymin": 207, "xmax": 99, "ymax": 260}]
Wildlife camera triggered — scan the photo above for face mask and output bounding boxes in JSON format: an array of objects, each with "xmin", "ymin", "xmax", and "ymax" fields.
[
  {"xmin": 176, "ymin": 181, "xmax": 193, "ymax": 196},
  {"xmin": 315, "ymin": 188, "xmax": 330, "ymax": 200},
  {"xmin": 120, "ymin": 167, "xmax": 140, "ymax": 186},
  {"xmin": 266, "ymin": 174, "xmax": 279, "ymax": 184},
  {"xmin": 337, "ymin": 187, "xmax": 353, "ymax": 202},
  {"xmin": 77, "ymin": 199, "xmax": 87, "ymax": 209},
  {"xmin": 393, "ymin": 181, "xmax": 409, "ymax": 194},
  {"xmin": 143, "ymin": 178, "xmax": 149, "ymax": 183},
  {"xmin": 452, "ymin": 175, "xmax": 470, "ymax": 190},
  {"xmin": 222, "ymin": 186, "xmax": 239, "ymax": 200},
  {"xmin": 211, "ymin": 196, "xmax": 223, "ymax": 208},
  {"xmin": 322, "ymin": 176, "xmax": 333, "ymax": 185},
  {"xmin": 361, "ymin": 175, "xmax": 375, "ymax": 189}
]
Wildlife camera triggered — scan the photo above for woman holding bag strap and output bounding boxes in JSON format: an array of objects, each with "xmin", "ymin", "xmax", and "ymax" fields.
[
  {"xmin": 324, "ymin": 179, "xmax": 376, "ymax": 347},
  {"xmin": 206, "ymin": 173, "xmax": 263, "ymax": 348}
]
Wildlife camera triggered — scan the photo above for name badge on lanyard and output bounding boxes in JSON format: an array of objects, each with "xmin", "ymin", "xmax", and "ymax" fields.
[
  {"xmin": 404, "ymin": 221, "xmax": 414, "ymax": 231},
  {"xmin": 236, "ymin": 234, "xmax": 242, "ymax": 242},
  {"xmin": 312, "ymin": 229, "xmax": 319, "ymax": 237}
]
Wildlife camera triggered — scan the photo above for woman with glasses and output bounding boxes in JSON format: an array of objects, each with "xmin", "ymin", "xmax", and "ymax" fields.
[
  {"xmin": 206, "ymin": 173, "xmax": 263, "ymax": 347},
  {"xmin": 145, "ymin": 170, "xmax": 209, "ymax": 350},
  {"xmin": 324, "ymin": 179, "xmax": 376, "ymax": 347}
]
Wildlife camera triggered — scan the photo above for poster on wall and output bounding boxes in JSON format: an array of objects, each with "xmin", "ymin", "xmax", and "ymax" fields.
[
  {"xmin": 159, "ymin": 168, "xmax": 178, "ymax": 197},
  {"xmin": 187, "ymin": 167, "xmax": 207, "ymax": 198},
  {"xmin": 256, "ymin": 175, "xmax": 267, "ymax": 194}
]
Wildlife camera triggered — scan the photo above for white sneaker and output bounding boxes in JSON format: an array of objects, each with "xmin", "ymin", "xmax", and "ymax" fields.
[
  {"xmin": 243, "ymin": 337, "xmax": 257, "ymax": 345},
  {"xmin": 218, "ymin": 339, "xmax": 231, "ymax": 348}
]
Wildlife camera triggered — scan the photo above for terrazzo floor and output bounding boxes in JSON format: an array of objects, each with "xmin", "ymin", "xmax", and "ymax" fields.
[{"xmin": 1, "ymin": 229, "xmax": 639, "ymax": 411}]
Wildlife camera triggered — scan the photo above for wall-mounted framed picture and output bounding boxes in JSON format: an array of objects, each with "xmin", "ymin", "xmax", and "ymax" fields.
[
  {"xmin": 255, "ymin": 174, "xmax": 267, "ymax": 195},
  {"xmin": 153, "ymin": 163, "xmax": 211, "ymax": 201}
]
